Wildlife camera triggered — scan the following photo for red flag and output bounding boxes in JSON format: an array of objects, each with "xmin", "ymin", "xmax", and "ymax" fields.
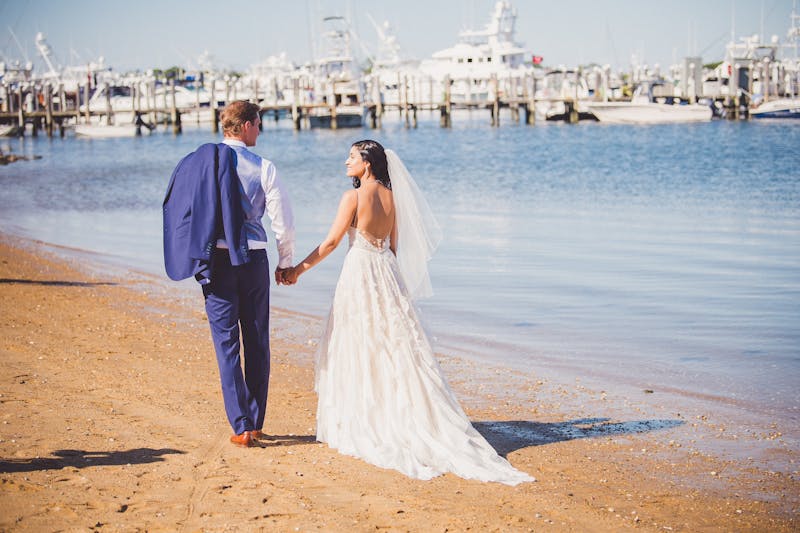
[{"xmin": 532, "ymin": 55, "xmax": 543, "ymax": 65}]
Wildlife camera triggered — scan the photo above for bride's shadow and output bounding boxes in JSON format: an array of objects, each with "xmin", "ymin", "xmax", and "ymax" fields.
[
  {"xmin": 473, "ymin": 418, "xmax": 684, "ymax": 456},
  {"xmin": 254, "ymin": 434, "xmax": 317, "ymax": 448}
]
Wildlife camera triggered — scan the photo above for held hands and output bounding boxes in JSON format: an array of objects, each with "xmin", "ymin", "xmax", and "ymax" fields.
[
  {"xmin": 275, "ymin": 266, "xmax": 299, "ymax": 286},
  {"xmin": 283, "ymin": 266, "xmax": 299, "ymax": 285},
  {"xmin": 274, "ymin": 267, "xmax": 292, "ymax": 285}
]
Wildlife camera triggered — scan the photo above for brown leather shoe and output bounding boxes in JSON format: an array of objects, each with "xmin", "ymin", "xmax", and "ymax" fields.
[
  {"xmin": 230, "ymin": 432, "xmax": 253, "ymax": 447},
  {"xmin": 248, "ymin": 430, "xmax": 270, "ymax": 440}
]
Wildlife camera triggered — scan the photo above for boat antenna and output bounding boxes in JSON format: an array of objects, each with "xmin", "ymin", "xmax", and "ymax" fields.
[
  {"xmin": 7, "ymin": 26, "xmax": 29, "ymax": 64},
  {"xmin": 792, "ymin": 0, "xmax": 799, "ymax": 60},
  {"xmin": 791, "ymin": 0, "xmax": 799, "ymax": 98},
  {"xmin": 698, "ymin": 31, "xmax": 728, "ymax": 59},
  {"xmin": 307, "ymin": 0, "xmax": 317, "ymax": 64},
  {"xmin": 605, "ymin": 20, "xmax": 619, "ymax": 69}
]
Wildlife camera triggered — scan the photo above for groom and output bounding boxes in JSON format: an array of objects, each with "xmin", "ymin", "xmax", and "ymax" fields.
[{"xmin": 164, "ymin": 100, "xmax": 295, "ymax": 448}]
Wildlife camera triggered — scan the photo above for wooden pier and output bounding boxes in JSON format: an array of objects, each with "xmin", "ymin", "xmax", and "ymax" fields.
[
  {"xmin": 0, "ymin": 71, "xmax": 569, "ymax": 137},
  {"xmin": 0, "ymin": 70, "xmax": 764, "ymax": 138}
]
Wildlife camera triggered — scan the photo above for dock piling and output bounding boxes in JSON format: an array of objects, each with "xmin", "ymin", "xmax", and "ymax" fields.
[
  {"xmin": 491, "ymin": 74, "xmax": 500, "ymax": 127},
  {"xmin": 83, "ymin": 83, "xmax": 90, "ymax": 125},
  {"xmin": 17, "ymin": 85, "xmax": 25, "ymax": 136},
  {"xmin": 45, "ymin": 83, "xmax": 54, "ymax": 137},
  {"xmin": 375, "ymin": 75, "xmax": 383, "ymax": 128},
  {"xmin": 291, "ymin": 78, "xmax": 300, "ymax": 131},
  {"xmin": 104, "ymin": 82, "xmax": 112, "ymax": 125},
  {"xmin": 403, "ymin": 75, "xmax": 410, "ymax": 129},
  {"xmin": 440, "ymin": 75, "xmax": 451, "ymax": 128},
  {"xmin": 211, "ymin": 82, "xmax": 219, "ymax": 133}
]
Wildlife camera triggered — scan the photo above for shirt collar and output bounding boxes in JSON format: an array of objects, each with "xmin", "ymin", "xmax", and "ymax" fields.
[{"xmin": 223, "ymin": 139, "xmax": 246, "ymax": 148}]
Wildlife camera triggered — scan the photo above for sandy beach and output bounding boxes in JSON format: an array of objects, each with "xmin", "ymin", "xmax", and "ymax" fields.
[{"xmin": 0, "ymin": 232, "xmax": 797, "ymax": 532}]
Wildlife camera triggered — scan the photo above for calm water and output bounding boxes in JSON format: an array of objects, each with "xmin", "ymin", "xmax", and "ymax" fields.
[{"xmin": 1, "ymin": 114, "xmax": 798, "ymax": 428}]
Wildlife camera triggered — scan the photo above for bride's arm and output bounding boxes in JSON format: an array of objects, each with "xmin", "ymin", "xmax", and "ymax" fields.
[
  {"xmin": 291, "ymin": 190, "xmax": 357, "ymax": 279},
  {"xmin": 389, "ymin": 217, "xmax": 398, "ymax": 256}
]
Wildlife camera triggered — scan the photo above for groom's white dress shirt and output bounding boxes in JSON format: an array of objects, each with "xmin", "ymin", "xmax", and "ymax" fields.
[{"xmin": 219, "ymin": 139, "xmax": 295, "ymax": 268}]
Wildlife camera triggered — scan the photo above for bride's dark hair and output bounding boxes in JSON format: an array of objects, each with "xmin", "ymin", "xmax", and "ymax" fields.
[{"xmin": 351, "ymin": 139, "xmax": 391, "ymax": 190}]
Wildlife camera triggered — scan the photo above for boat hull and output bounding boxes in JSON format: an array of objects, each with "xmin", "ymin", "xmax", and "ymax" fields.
[
  {"xmin": 751, "ymin": 110, "xmax": 800, "ymax": 119},
  {"xmin": 74, "ymin": 124, "xmax": 149, "ymax": 138},
  {"xmin": 308, "ymin": 113, "xmax": 363, "ymax": 129},
  {"xmin": 588, "ymin": 102, "xmax": 712, "ymax": 124},
  {"xmin": 750, "ymin": 99, "xmax": 800, "ymax": 119},
  {"xmin": 0, "ymin": 125, "xmax": 19, "ymax": 137}
]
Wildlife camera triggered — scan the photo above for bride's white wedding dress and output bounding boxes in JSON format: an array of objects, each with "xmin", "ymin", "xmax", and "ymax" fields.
[{"xmin": 315, "ymin": 227, "xmax": 534, "ymax": 485}]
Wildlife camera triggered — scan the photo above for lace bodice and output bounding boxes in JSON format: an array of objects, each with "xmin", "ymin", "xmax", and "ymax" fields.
[{"xmin": 348, "ymin": 227, "xmax": 390, "ymax": 253}]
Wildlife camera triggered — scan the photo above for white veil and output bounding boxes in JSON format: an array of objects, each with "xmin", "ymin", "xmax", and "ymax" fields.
[{"xmin": 386, "ymin": 149, "xmax": 442, "ymax": 299}]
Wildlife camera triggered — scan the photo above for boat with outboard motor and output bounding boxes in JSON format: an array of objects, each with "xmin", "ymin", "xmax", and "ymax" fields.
[{"xmin": 588, "ymin": 81, "xmax": 712, "ymax": 124}]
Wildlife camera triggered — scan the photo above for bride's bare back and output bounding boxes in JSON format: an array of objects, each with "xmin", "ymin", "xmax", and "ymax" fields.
[
  {"xmin": 289, "ymin": 142, "xmax": 403, "ymax": 284},
  {"xmin": 354, "ymin": 181, "xmax": 395, "ymax": 244},
  {"xmin": 290, "ymin": 180, "xmax": 397, "ymax": 281}
]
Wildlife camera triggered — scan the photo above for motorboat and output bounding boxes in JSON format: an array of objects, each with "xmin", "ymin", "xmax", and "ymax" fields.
[
  {"xmin": 535, "ymin": 68, "xmax": 595, "ymax": 121},
  {"xmin": 80, "ymin": 84, "xmax": 136, "ymax": 114},
  {"xmin": 588, "ymin": 101, "xmax": 712, "ymax": 124},
  {"xmin": 74, "ymin": 114, "xmax": 155, "ymax": 137},
  {"xmin": 588, "ymin": 82, "xmax": 712, "ymax": 124},
  {"xmin": 152, "ymin": 84, "xmax": 211, "ymax": 109},
  {"xmin": 82, "ymin": 83, "xmax": 210, "ymax": 113},
  {"xmin": 74, "ymin": 124, "xmax": 143, "ymax": 138},
  {"xmin": 0, "ymin": 124, "xmax": 19, "ymax": 137},
  {"xmin": 750, "ymin": 97, "xmax": 800, "ymax": 118}
]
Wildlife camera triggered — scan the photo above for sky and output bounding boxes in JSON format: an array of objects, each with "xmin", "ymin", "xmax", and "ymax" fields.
[{"xmin": 1, "ymin": 0, "xmax": 796, "ymax": 74}]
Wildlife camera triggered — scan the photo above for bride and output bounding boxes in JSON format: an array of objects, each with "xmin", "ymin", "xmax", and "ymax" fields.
[{"xmin": 284, "ymin": 140, "xmax": 533, "ymax": 485}]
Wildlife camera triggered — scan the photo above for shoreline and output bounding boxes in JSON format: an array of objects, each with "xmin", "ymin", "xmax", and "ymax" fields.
[
  {"xmin": 3, "ymin": 122, "xmax": 798, "ymax": 444},
  {"xmin": 0, "ymin": 232, "xmax": 797, "ymax": 531},
  {"xmin": 3, "ymin": 220, "xmax": 796, "ymax": 452}
]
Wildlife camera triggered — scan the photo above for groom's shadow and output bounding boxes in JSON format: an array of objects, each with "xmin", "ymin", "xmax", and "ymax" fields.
[
  {"xmin": 473, "ymin": 418, "xmax": 684, "ymax": 456},
  {"xmin": 0, "ymin": 448, "xmax": 184, "ymax": 473},
  {"xmin": 0, "ymin": 278, "xmax": 117, "ymax": 287}
]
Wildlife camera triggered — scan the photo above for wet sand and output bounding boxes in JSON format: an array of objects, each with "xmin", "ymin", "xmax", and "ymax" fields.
[{"xmin": 0, "ymin": 233, "xmax": 797, "ymax": 532}]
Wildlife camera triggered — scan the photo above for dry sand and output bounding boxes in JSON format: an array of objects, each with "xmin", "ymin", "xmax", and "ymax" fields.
[{"xmin": 0, "ymin": 233, "xmax": 797, "ymax": 532}]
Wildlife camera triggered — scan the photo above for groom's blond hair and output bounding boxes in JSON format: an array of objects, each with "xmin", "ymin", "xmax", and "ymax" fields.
[{"xmin": 220, "ymin": 101, "xmax": 260, "ymax": 136}]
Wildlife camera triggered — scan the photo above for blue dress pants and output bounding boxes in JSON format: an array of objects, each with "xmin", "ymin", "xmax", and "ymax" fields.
[{"xmin": 203, "ymin": 249, "xmax": 270, "ymax": 435}]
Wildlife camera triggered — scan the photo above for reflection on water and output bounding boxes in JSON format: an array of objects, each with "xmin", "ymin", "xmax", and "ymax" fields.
[{"xmin": 1, "ymin": 118, "xmax": 798, "ymax": 425}]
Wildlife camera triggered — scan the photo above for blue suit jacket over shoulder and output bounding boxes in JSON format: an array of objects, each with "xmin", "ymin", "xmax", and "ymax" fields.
[{"xmin": 163, "ymin": 142, "xmax": 249, "ymax": 283}]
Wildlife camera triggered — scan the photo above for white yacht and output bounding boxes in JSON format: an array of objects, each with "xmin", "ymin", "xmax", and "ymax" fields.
[
  {"xmin": 308, "ymin": 16, "xmax": 365, "ymax": 128},
  {"xmin": 418, "ymin": 1, "xmax": 534, "ymax": 104},
  {"xmin": 81, "ymin": 83, "xmax": 210, "ymax": 113},
  {"xmin": 75, "ymin": 83, "xmax": 141, "ymax": 130},
  {"xmin": 704, "ymin": 4, "xmax": 800, "ymax": 105},
  {"xmin": 34, "ymin": 32, "xmax": 108, "ymax": 94},
  {"xmin": 244, "ymin": 52, "xmax": 303, "ymax": 109},
  {"xmin": 750, "ymin": 5, "xmax": 800, "ymax": 118}
]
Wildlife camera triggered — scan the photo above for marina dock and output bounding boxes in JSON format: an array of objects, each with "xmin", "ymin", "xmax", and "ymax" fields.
[
  {"xmin": 1, "ymin": 1, "xmax": 798, "ymax": 137},
  {"xmin": 0, "ymin": 68, "xmax": 782, "ymax": 138}
]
